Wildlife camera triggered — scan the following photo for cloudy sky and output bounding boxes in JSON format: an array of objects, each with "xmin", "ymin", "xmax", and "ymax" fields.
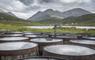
[{"xmin": 0, "ymin": 0, "xmax": 95, "ymax": 19}]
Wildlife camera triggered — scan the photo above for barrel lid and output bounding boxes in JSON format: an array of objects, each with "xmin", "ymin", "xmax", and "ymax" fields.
[
  {"xmin": 24, "ymin": 58, "xmax": 60, "ymax": 60},
  {"xmin": 24, "ymin": 32, "xmax": 34, "ymax": 35},
  {"xmin": 56, "ymin": 36, "xmax": 76, "ymax": 39},
  {"xmin": 6, "ymin": 32, "xmax": 23, "ymax": 34},
  {"xmin": 83, "ymin": 37, "xmax": 95, "ymax": 40},
  {"xmin": 31, "ymin": 38, "xmax": 63, "ymax": 43},
  {"xmin": 1, "ymin": 34, "xmax": 23, "ymax": 37},
  {"xmin": 22, "ymin": 56, "xmax": 64, "ymax": 60},
  {"xmin": 70, "ymin": 40, "xmax": 95, "ymax": 45},
  {"xmin": 44, "ymin": 45, "xmax": 95, "ymax": 56},
  {"xmin": 0, "ymin": 37, "xmax": 28, "ymax": 41},
  {"xmin": 25, "ymin": 35, "xmax": 38, "ymax": 37},
  {"xmin": 0, "ymin": 42, "xmax": 37, "ymax": 51}
]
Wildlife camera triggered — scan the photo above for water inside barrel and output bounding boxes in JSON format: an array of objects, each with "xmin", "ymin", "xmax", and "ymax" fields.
[
  {"xmin": 0, "ymin": 42, "xmax": 38, "ymax": 50},
  {"xmin": 70, "ymin": 39, "xmax": 95, "ymax": 45},
  {"xmin": 30, "ymin": 38, "xmax": 63, "ymax": 43},
  {"xmin": 44, "ymin": 45, "xmax": 95, "ymax": 56}
]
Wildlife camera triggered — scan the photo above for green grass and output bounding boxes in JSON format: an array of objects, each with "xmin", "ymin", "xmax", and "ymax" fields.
[
  {"xmin": 0, "ymin": 23, "xmax": 95, "ymax": 35},
  {"xmin": 30, "ymin": 21, "xmax": 95, "ymax": 26}
]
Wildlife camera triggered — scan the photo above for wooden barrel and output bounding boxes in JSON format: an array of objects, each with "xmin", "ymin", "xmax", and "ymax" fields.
[
  {"xmin": 0, "ymin": 37, "xmax": 29, "ymax": 42},
  {"xmin": 54, "ymin": 35, "xmax": 77, "ymax": 44},
  {"xmin": 0, "ymin": 31, "xmax": 6, "ymax": 35},
  {"xmin": 30, "ymin": 38, "xmax": 63, "ymax": 56},
  {"xmin": 83, "ymin": 37, "xmax": 95, "ymax": 40},
  {"xmin": 69, "ymin": 39, "xmax": 95, "ymax": 49},
  {"xmin": 0, "ymin": 34, "xmax": 24, "ymax": 37},
  {"xmin": 43, "ymin": 45, "xmax": 95, "ymax": 60},
  {"xmin": 24, "ymin": 32, "xmax": 42, "ymax": 35},
  {"xmin": 77, "ymin": 35, "xmax": 83, "ymax": 39},
  {"xmin": 24, "ymin": 32, "xmax": 49, "ymax": 38},
  {"xmin": 24, "ymin": 32, "xmax": 43, "ymax": 35},
  {"xmin": 23, "ymin": 32, "xmax": 34, "ymax": 35},
  {"xmin": 5, "ymin": 32, "xmax": 23, "ymax": 34},
  {"xmin": 25, "ymin": 35, "xmax": 39, "ymax": 39},
  {"xmin": 19, "ymin": 56, "xmax": 66, "ymax": 60},
  {"xmin": 0, "ymin": 42, "xmax": 38, "ymax": 60}
]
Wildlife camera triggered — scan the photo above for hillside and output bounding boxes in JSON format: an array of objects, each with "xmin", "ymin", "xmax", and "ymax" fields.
[
  {"xmin": 28, "ymin": 8, "xmax": 91, "ymax": 22},
  {"xmin": 30, "ymin": 14, "xmax": 95, "ymax": 26},
  {"xmin": 62, "ymin": 8, "xmax": 91, "ymax": 18},
  {"xmin": 0, "ymin": 12, "xmax": 32, "ymax": 26},
  {"xmin": 62, "ymin": 14, "xmax": 95, "ymax": 26}
]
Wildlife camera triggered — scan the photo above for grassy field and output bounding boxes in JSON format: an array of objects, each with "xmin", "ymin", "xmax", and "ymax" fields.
[
  {"xmin": 30, "ymin": 21, "xmax": 95, "ymax": 26},
  {"xmin": 0, "ymin": 23, "xmax": 95, "ymax": 36}
]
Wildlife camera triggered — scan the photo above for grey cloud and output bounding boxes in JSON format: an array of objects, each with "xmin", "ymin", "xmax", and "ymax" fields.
[
  {"xmin": 0, "ymin": 0, "xmax": 95, "ymax": 19},
  {"xmin": 39, "ymin": 0, "xmax": 57, "ymax": 3},
  {"xmin": 19, "ymin": 0, "xmax": 34, "ymax": 5},
  {"xmin": 0, "ymin": 0, "xmax": 27, "ymax": 13},
  {"xmin": 25, "ymin": 5, "xmax": 41, "ymax": 12},
  {"xmin": 18, "ymin": 0, "xmax": 95, "ymax": 12}
]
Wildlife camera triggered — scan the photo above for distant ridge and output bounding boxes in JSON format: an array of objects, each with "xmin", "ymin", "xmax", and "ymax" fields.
[
  {"xmin": 28, "ymin": 8, "xmax": 91, "ymax": 22},
  {"xmin": 62, "ymin": 8, "xmax": 91, "ymax": 18},
  {"xmin": 0, "ymin": 10, "xmax": 17, "ymax": 18}
]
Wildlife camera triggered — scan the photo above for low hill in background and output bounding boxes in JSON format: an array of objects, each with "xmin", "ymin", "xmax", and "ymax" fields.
[
  {"xmin": 62, "ymin": 14, "xmax": 95, "ymax": 26},
  {"xmin": 0, "ymin": 12, "xmax": 32, "ymax": 26},
  {"xmin": 30, "ymin": 14, "xmax": 95, "ymax": 26}
]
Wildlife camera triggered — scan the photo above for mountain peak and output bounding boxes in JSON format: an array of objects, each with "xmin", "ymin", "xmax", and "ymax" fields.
[
  {"xmin": 69, "ymin": 8, "xmax": 90, "ymax": 12},
  {"xmin": 63, "ymin": 8, "xmax": 91, "ymax": 18},
  {"xmin": 72, "ymin": 8, "xmax": 85, "ymax": 10},
  {"xmin": 45, "ymin": 9, "xmax": 54, "ymax": 12},
  {"xmin": 44, "ymin": 9, "xmax": 55, "ymax": 14}
]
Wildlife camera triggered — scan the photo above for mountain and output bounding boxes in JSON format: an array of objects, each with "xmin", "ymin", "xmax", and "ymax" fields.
[
  {"xmin": 0, "ymin": 12, "xmax": 21, "ymax": 21},
  {"xmin": 0, "ymin": 9, "xmax": 27, "ymax": 21},
  {"xmin": 0, "ymin": 11, "xmax": 33, "ymax": 26},
  {"xmin": 62, "ymin": 14, "xmax": 95, "ymax": 26},
  {"xmin": 62, "ymin": 8, "xmax": 91, "ymax": 18},
  {"xmin": 0, "ymin": 11, "xmax": 18, "ymax": 20},
  {"xmin": 28, "ymin": 11, "xmax": 51, "ymax": 22},
  {"xmin": 28, "ymin": 9, "xmax": 63, "ymax": 22},
  {"xmin": 0, "ymin": 9, "xmax": 16, "ymax": 17},
  {"xmin": 64, "ymin": 14, "xmax": 95, "ymax": 22},
  {"xmin": 44, "ymin": 9, "xmax": 64, "ymax": 18},
  {"xmin": 7, "ymin": 12, "xmax": 16, "ymax": 17},
  {"xmin": 28, "ymin": 8, "xmax": 91, "ymax": 22}
]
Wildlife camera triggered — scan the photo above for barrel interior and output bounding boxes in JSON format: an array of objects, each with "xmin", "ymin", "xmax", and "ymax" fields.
[
  {"xmin": 68, "ymin": 39, "xmax": 95, "ymax": 49},
  {"xmin": 0, "ymin": 42, "xmax": 38, "ymax": 60},
  {"xmin": 43, "ymin": 45, "xmax": 95, "ymax": 60}
]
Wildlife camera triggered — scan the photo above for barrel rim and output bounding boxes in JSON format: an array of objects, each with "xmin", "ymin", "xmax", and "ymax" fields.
[
  {"xmin": 44, "ymin": 44, "xmax": 95, "ymax": 56},
  {"xmin": 70, "ymin": 39, "xmax": 95, "ymax": 45},
  {"xmin": 0, "ymin": 42, "xmax": 38, "ymax": 51},
  {"xmin": 19, "ymin": 56, "xmax": 66, "ymax": 60},
  {"xmin": 30, "ymin": 38, "xmax": 63, "ymax": 43},
  {"xmin": 0, "ymin": 37, "xmax": 29, "ymax": 42}
]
